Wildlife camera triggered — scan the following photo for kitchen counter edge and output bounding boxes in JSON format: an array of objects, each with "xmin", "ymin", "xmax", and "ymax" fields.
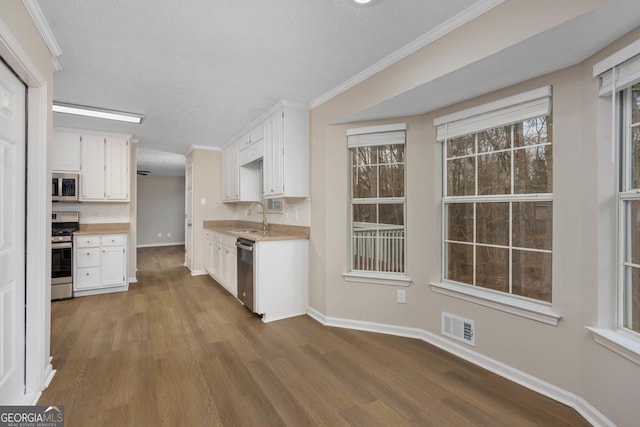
[{"xmin": 203, "ymin": 220, "xmax": 309, "ymax": 242}]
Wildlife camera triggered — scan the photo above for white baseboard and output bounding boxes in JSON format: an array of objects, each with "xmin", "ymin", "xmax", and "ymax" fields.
[
  {"xmin": 128, "ymin": 276, "xmax": 138, "ymax": 284},
  {"xmin": 137, "ymin": 242, "xmax": 185, "ymax": 248},
  {"xmin": 190, "ymin": 269, "xmax": 208, "ymax": 276},
  {"xmin": 306, "ymin": 307, "xmax": 614, "ymax": 427}
]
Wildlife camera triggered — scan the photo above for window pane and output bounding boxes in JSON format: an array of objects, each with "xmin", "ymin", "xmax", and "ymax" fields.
[
  {"xmin": 352, "ymin": 165, "xmax": 377, "ymax": 198},
  {"xmin": 447, "ymin": 135, "xmax": 475, "ymax": 158},
  {"xmin": 477, "ymin": 152, "xmax": 511, "ymax": 195},
  {"xmin": 632, "ymin": 84, "xmax": 640, "ymax": 125},
  {"xmin": 514, "ymin": 145, "xmax": 552, "ymax": 194},
  {"xmin": 447, "ymin": 243, "xmax": 473, "ymax": 285},
  {"xmin": 378, "ymin": 144, "xmax": 405, "ymax": 164},
  {"xmin": 379, "ymin": 164, "xmax": 404, "ymax": 198},
  {"xmin": 478, "ymin": 126, "xmax": 510, "ymax": 153},
  {"xmin": 512, "ymin": 250, "xmax": 552, "ymax": 302},
  {"xmin": 353, "ymin": 146, "xmax": 377, "ymax": 167},
  {"xmin": 447, "ymin": 157, "xmax": 475, "ymax": 196},
  {"xmin": 476, "ymin": 246, "xmax": 509, "ymax": 293},
  {"xmin": 446, "ymin": 203, "xmax": 473, "ymax": 242},
  {"xmin": 476, "ymin": 202, "xmax": 509, "ymax": 246},
  {"xmin": 515, "ymin": 116, "xmax": 552, "ymax": 147},
  {"xmin": 632, "ymin": 127, "xmax": 640, "ymax": 189},
  {"xmin": 512, "ymin": 202, "xmax": 552, "ymax": 251},
  {"xmin": 379, "ymin": 203, "xmax": 404, "ymax": 226},
  {"xmin": 353, "ymin": 204, "xmax": 377, "ymax": 226},
  {"xmin": 623, "ymin": 267, "xmax": 640, "ymax": 333}
]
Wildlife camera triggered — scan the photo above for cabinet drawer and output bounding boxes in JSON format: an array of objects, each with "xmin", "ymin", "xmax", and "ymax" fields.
[
  {"xmin": 221, "ymin": 233, "xmax": 238, "ymax": 249},
  {"xmin": 75, "ymin": 267, "xmax": 100, "ymax": 289},
  {"xmin": 101, "ymin": 235, "xmax": 124, "ymax": 246},
  {"xmin": 76, "ymin": 248, "xmax": 100, "ymax": 268},
  {"xmin": 76, "ymin": 236, "xmax": 100, "ymax": 248}
]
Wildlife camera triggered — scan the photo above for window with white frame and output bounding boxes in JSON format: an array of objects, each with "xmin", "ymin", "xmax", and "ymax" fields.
[
  {"xmin": 435, "ymin": 87, "xmax": 553, "ymax": 303},
  {"xmin": 348, "ymin": 125, "xmax": 406, "ymax": 275},
  {"xmin": 620, "ymin": 83, "xmax": 640, "ymax": 334}
]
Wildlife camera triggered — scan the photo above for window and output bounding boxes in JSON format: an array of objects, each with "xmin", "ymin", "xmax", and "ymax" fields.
[
  {"xmin": 620, "ymin": 83, "xmax": 640, "ymax": 335},
  {"xmin": 436, "ymin": 87, "xmax": 553, "ymax": 303},
  {"xmin": 348, "ymin": 125, "xmax": 406, "ymax": 276}
]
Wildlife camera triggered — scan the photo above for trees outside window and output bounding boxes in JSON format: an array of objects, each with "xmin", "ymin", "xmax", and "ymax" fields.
[{"xmin": 444, "ymin": 116, "xmax": 553, "ymax": 303}]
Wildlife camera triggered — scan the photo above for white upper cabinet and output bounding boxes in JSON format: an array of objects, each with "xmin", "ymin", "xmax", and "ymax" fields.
[
  {"xmin": 52, "ymin": 131, "xmax": 81, "ymax": 172},
  {"xmin": 262, "ymin": 104, "xmax": 309, "ymax": 198},
  {"xmin": 104, "ymin": 136, "xmax": 130, "ymax": 200},
  {"xmin": 221, "ymin": 141, "xmax": 240, "ymax": 202},
  {"xmin": 80, "ymin": 134, "xmax": 130, "ymax": 202},
  {"xmin": 80, "ymin": 134, "xmax": 106, "ymax": 200}
]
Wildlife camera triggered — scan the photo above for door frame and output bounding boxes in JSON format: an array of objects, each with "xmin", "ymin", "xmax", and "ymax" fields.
[{"xmin": 0, "ymin": 17, "xmax": 52, "ymax": 402}]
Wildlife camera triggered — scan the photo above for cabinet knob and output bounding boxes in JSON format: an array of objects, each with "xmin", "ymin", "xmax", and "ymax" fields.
[
  {"xmin": 111, "ymin": 239, "xmax": 115, "ymax": 243},
  {"xmin": 86, "ymin": 252, "xmax": 91, "ymax": 256},
  {"xmin": 103, "ymin": 250, "xmax": 106, "ymax": 253},
  {"xmin": 86, "ymin": 240, "xmax": 91, "ymax": 244},
  {"xmin": 86, "ymin": 272, "xmax": 90, "ymax": 276}
]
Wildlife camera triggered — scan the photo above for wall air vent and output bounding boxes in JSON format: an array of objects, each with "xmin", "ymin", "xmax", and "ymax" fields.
[{"xmin": 442, "ymin": 312, "xmax": 475, "ymax": 346}]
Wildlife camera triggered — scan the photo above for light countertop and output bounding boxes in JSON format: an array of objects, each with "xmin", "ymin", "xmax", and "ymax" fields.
[
  {"xmin": 203, "ymin": 220, "xmax": 309, "ymax": 242},
  {"xmin": 74, "ymin": 223, "xmax": 130, "ymax": 235}
]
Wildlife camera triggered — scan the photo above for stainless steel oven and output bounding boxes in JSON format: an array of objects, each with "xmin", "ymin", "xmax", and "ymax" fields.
[
  {"xmin": 52, "ymin": 172, "xmax": 79, "ymax": 202},
  {"xmin": 51, "ymin": 211, "xmax": 79, "ymax": 300}
]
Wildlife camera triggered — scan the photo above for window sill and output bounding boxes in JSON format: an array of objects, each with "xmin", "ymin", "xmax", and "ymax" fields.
[
  {"xmin": 586, "ymin": 327, "xmax": 640, "ymax": 366},
  {"xmin": 343, "ymin": 272, "xmax": 412, "ymax": 287},
  {"xmin": 429, "ymin": 281, "xmax": 561, "ymax": 326}
]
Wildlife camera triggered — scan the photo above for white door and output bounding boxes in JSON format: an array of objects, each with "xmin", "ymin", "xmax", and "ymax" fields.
[{"xmin": 0, "ymin": 60, "xmax": 26, "ymax": 404}]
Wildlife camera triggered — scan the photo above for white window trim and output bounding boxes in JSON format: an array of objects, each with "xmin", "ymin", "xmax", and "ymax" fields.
[
  {"xmin": 430, "ymin": 281, "xmax": 561, "ymax": 326},
  {"xmin": 434, "ymin": 89, "xmax": 555, "ymax": 319},
  {"xmin": 591, "ymin": 39, "xmax": 640, "ymax": 361},
  {"xmin": 343, "ymin": 271, "xmax": 412, "ymax": 287},
  {"xmin": 347, "ymin": 123, "xmax": 408, "ymax": 281},
  {"xmin": 585, "ymin": 327, "xmax": 640, "ymax": 366}
]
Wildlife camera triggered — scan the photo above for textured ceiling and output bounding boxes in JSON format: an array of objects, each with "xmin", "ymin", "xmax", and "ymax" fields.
[
  {"xmin": 37, "ymin": 0, "xmax": 477, "ymax": 160},
  {"xmin": 35, "ymin": 0, "xmax": 640, "ymax": 176}
]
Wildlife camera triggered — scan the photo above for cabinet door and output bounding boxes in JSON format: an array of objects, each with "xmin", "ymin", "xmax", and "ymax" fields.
[
  {"xmin": 80, "ymin": 134, "xmax": 105, "ymax": 200},
  {"xmin": 263, "ymin": 110, "xmax": 285, "ymax": 197},
  {"xmin": 185, "ymin": 163, "xmax": 193, "ymax": 270},
  {"xmin": 52, "ymin": 131, "xmax": 81, "ymax": 172},
  {"xmin": 105, "ymin": 137, "xmax": 129, "ymax": 201},
  {"xmin": 223, "ymin": 246, "xmax": 237, "ymax": 297},
  {"xmin": 101, "ymin": 245, "xmax": 125, "ymax": 287},
  {"xmin": 212, "ymin": 242, "xmax": 221, "ymax": 280},
  {"xmin": 222, "ymin": 144, "xmax": 239, "ymax": 201},
  {"xmin": 204, "ymin": 238, "xmax": 214, "ymax": 275}
]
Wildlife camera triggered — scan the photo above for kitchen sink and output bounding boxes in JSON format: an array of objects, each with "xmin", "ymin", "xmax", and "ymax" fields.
[{"xmin": 231, "ymin": 229, "xmax": 260, "ymax": 234}]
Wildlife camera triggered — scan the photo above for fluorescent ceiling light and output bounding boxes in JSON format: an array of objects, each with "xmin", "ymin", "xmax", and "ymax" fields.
[
  {"xmin": 52, "ymin": 102, "xmax": 144, "ymax": 124},
  {"xmin": 353, "ymin": 0, "xmax": 373, "ymax": 4}
]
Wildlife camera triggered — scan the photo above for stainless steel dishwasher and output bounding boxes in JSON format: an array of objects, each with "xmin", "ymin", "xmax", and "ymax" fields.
[{"xmin": 236, "ymin": 238, "xmax": 255, "ymax": 312}]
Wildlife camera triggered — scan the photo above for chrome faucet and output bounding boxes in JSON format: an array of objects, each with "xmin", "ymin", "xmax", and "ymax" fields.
[{"xmin": 248, "ymin": 201, "xmax": 269, "ymax": 233}]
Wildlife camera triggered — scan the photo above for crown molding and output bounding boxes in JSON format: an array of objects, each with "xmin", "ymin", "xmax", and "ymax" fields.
[
  {"xmin": 22, "ymin": 0, "xmax": 63, "ymax": 59},
  {"xmin": 309, "ymin": 0, "xmax": 505, "ymax": 109}
]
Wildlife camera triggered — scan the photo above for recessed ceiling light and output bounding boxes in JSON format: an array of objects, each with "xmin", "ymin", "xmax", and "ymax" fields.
[
  {"xmin": 52, "ymin": 102, "xmax": 144, "ymax": 124},
  {"xmin": 353, "ymin": 0, "xmax": 374, "ymax": 4}
]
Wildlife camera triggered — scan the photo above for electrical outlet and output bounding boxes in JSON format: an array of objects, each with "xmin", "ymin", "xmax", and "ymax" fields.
[
  {"xmin": 157, "ymin": 233, "xmax": 162, "ymax": 238},
  {"xmin": 397, "ymin": 289, "xmax": 406, "ymax": 304},
  {"xmin": 167, "ymin": 232, "xmax": 172, "ymax": 238}
]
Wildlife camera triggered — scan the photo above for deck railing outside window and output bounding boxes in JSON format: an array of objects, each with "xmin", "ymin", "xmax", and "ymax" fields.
[{"xmin": 352, "ymin": 222, "xmax": 405, "ymax": 273}]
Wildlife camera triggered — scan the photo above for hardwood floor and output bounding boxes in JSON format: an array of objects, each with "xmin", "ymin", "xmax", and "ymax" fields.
[{"xmin": 40, "ymin": 245, "xmax": 589, "ymax": 426}]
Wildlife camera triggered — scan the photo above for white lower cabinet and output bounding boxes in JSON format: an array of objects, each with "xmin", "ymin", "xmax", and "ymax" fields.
[
  {"xmin": 74, "ymin": 234, "xmax": 128, "ymax": 297},
  {"xmin": 254, "ymin": 239, "xmax": 308, "ymax": 322},
  {"xmin": 205, "ymin": 229, "xmax": 237, "ymax": 297}
]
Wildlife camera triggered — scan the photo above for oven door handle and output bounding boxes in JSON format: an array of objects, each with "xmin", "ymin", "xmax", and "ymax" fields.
[{"xmin": 51, "ymin": 242, "xmax": 72, "ymax": 249}]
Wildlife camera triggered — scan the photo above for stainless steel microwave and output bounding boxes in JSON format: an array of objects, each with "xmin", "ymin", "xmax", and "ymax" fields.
[{"xmin": 52, "ymin": 173, "xmax": 79, "ymax": 202}]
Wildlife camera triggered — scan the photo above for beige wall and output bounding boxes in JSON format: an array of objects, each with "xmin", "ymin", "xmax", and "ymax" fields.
[
  {"xmin": 309, "ymin": 5, "xmax": 640, "ymax": 426},
  {"xmin": 137, "ymin": 175, "xmax": 185, "ymax": 246},
  {"xmin": 188, "ymin": 149, "xmax": 235, "ymax": 272}
]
